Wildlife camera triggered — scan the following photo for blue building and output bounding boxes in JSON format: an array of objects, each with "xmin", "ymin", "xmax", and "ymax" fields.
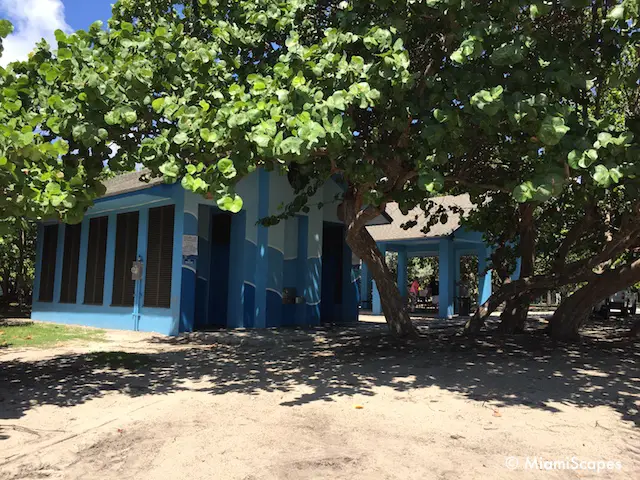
[
  {"xmin": 363, "ymin": 196, "xmax": 496, "ymax": 318},
  {"xmin": 31, "ymin": 169, "xmax": 380, "ymax": 335}
]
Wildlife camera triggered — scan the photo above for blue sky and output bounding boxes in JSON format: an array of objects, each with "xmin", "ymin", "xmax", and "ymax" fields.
[
  {"xmin": 0, "ymin": 0, "xmax": 114, "ymax": 65},
  {"xmin": 61, "ymin": 0, "xmax": 113, "ymax": 29}
]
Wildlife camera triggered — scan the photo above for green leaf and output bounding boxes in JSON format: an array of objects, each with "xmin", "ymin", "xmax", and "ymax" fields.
[
  {"xmin": 592, "ymin": 164, "xmax": 611, "ymax": 187},
  {"xmin": 538, "ymin": 115, "xmax": 570, "ymax": 146},
  {"xmin": 200, "ymin": 128, "xmax": 219, "ymax": 143},
  {"xmin": 252, "ymin": 133, "xmax": 270, "ymax": 147},
  {"xmin": 326, "ymin": 91, "xmax": 347, "ymax": 111},
  {"xmin": 173, "ymin": 132, "xmax": 189, "ymax": 145},
  {"xmin": 513, "ymin": 182, "xmax": 534, "ymax": 202},
  {"xmin": 609, "ymin": 167, "xmax": 623, "ymax": 183},
  {"xmin": 597, "ymin": 132, "xmax": 613, "ymax": 148},
  {"xmin": 122, "ymin": 109, "xmax": 137, "ymax": 124},
  {"xmin": 199, "ymin": 100, "xmax": 210, "ymax": 111},
  {"xmin": 159, "ymin": 160, "xmax": 180, "ymax": 178},
  {"xmin": 567, "ymin": 150, "xmax": 580, "ymax": 169},
  {"xmin": 217, "ymin": 158, "xmax": 236, "ymax": 179},
  {"xmin": 57, "ymin": 48, "xmax": 72, "ymax": 60},
  {"xmin": 608, "ymin": 4, "xmax": 625, "ymax": 20},
  {"xmin": 280, "ymin": 136, "xmax": 304, "ymax": 154},
  {"xmin": 152, "ymin": 97, "xmax": 165, "ymax": 112},
  {"xmin": 104, "ymin": 111, "xmax": 120, "ymax": 125},
  {"xmin": 578, "ymin": 149, "xmax": 598, "ymax": 168},
  {"xmin": 217, "ymin": 194, "xmax": 244, "ymax": 213}
]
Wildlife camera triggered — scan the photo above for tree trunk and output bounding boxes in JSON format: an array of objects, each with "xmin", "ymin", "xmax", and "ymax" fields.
[
  {"xmin": 498, "ymin": 297, "xmax": 529, "ymax": 333},
  {"xmin": 340, "ymin": 193, "xmax": 417, "ymax": 338},
  {"xmin": 464, "ymin": 287, "xmax": 512, "ymax": 335},
  {"xmin": 549, "ymin": 258, "xmax": 640, "ymax": 340},
  {"xmin": 630, "ymin": 319, "xmax": 640, "ymax": 338},
  {"xmin": 346, "ymin": 224, "xmax": 417, "ymax": 337},
  {"xmin": 498, "ymin": 204, "xmax": 536, "ymax": 334},
  {"xmin": 547, "ymin": 284, "xmax": 599, "ymax": 340}
]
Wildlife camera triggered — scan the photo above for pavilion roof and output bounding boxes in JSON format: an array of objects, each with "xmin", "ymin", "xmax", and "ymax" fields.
[{"xmin": 366, "ymin": 194, "xmax": 475, "ymax": 242}]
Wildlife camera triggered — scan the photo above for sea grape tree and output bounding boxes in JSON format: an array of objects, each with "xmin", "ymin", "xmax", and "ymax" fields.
[{"xmin": 0, "ymin": 0, "xmax": 639, "ymax": 337}]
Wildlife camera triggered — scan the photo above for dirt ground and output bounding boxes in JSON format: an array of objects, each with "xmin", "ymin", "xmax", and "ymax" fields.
[{"xmin": 0, "ymin": 314, "xmax": 638, "ymax": 480}]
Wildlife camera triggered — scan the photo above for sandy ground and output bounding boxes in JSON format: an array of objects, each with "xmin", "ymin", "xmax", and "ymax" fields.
[{"xmin": 0, "ymin": 315, "xmax": 638, "ymax": 480}]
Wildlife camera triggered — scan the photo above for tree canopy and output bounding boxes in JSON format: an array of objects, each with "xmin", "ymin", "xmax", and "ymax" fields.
[{"xmin": 0, "ymin": 0, "xmax": 639, "ymax": 337}]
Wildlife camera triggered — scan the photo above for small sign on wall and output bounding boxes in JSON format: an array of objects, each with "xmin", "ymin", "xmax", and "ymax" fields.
[{"xmin": 182, "ymin": 235, "xmax": 198, "ymax": 256}]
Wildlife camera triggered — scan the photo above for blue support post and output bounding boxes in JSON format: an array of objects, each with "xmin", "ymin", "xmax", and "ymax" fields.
[
  {"xmin": 397, "ymin": 247, "xmax": 408, "ymax": 298},
  {"xmin": 372, "ymin": 243, "xmax": 386, "ymax": 315},
  {"xmin": 135, "ymin": 208, "xmax": 149, "ymax": 331},
  {"xmin": 180, "ymin": 200, "xmax": 198, "ymax": 333},
  {"xmin": 75, "ymin": 217, "xmax": 90, "ymax": 304},
  {"xmin": 438, "ymin": 237, "xmax": 455, "ymax": 318},
  {"xmin": 253, "ymin": 168, "xmax": 270, "ymax": 328},
  {"xmin": 170, "ymin": 189, "xmax": 185, "ymax": 334},
  {"xmin": 478, "ymin": 247, "xmax": 493, "ymax": 306},
  {"xmin": 342, "ymin": 234, "xmax": 359, "ymax": 323},
  {"xmin": 360, "ymin": 262, "xmax": 370, "ymax": 308},
  {"xmin": 102, "ymin": 214, "xmax": 117, "ymax": 307},
  {"xmin": 455, "ymin": 249, "xmax": 463, "ymax": 302},
  {"xmin": 53, "ymin": 224, "xmax": 65, "ymax": 303},
  {"xmin": 305, "ymin": 211, "xmax": 323, "ymax": 325},
  {"xmin": 296, "ymin": 215, "xmax": 309, "ymax": 325}
]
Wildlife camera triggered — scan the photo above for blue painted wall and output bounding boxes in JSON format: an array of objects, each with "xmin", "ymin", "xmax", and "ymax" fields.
[
  {"xmin": 32, "ymin": 170, "xmax": 359, "ymax": 334},
  {"xmin": 32, "ymin": 184, "xmax": 183, "ymax": 336}
]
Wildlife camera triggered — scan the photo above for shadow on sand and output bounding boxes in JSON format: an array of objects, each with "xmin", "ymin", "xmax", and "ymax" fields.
[{"xmin": 1, "ymin": 317, "xmax": 638, "ymax": 442}]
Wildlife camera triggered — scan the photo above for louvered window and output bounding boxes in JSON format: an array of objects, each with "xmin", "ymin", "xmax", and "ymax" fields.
[
  {"xmin": 38, "ymin": 224, "xmax": 58, "ymax": 302},
  {"xmin": 84, "ymin": 216, "xmax": 108, "ymax": 305},
  {"xmin": 59, "ymin": 223, "xmax": 82, "ymax": 303},
  {"xmin": 144, "ymin": 205, "xmax": 175, "ymax": 308},
  {"xmin": 111, "ymin": 212, "xmax": 139, "ymax": 306}
]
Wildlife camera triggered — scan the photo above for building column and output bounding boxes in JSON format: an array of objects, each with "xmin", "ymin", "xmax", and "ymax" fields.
[
  {"xmin": 169, "ymin": 188, "xmax": 186, "ymax": 335},
  {"xmin": 180, "ymin": 194, "xmax": 198, "ymax": 333},
  {"xmin": 360, "ymin": 262, "xmax": 370, "ymax": 308},
  {"xmin": 305, "ymin": 208, "xmax": 323, "ymax": 325},
  {"xmin": 295, "ymin": 215, "xmax": 309, "ymax": 325},
  {"xmin": 102, "ymin": 213, "xmax": 117, "ymax": 307},
  {"xmin": 253, "ymin": 168, "xmax": 270, "ymax": 328},
  {"xmin": 52, "ymin": 224, "xmax": 65, "ymax": 304},
  {"xmin": 75, "ymin": 217, "xmax": 90, "ymax": 304},
  {"xmin": 372, "ymin": 243, "xmax": 386, "ymax": 315},
  {"xmin": 477, "ymin": 246, "xmax": 492, "ymax": 305},
  {"xmin": 455, "ymin": 249, "xmax": 463, "ymax": 301},
  {"xmin": 438, "ymin": 237, "xmax": 455, "ymax": 318},
  {"xmin": 134, "ymin": 208, "xmax": 149, "ymax": 331},
  {"xmin": 397, "ymin": 247, "xmax": 408, "ymax": 298}
]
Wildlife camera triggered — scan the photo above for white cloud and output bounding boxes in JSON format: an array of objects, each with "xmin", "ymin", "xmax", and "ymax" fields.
[{"xmin": 0, "ymin": 0, "xmax": 71, "ymax": 66}]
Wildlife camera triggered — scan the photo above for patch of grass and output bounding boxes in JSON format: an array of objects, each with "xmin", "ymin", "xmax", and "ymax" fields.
[
  {"xmin": 0, "ymin": 320, "xmax": 105, "ymax": 349},
  {"xmin": 85, "ymin": 351, "xmax": 153, "ymax": 369}
]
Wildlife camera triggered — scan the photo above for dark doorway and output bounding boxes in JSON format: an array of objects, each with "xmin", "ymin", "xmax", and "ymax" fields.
[
  {"xmin": 195, "ymin": 209, "xmax": 232, "ymax": 330},
  {"xmin": 208, "ymin": 213, "xmax": 232, "ymax": 327},
  {"xmin": 321, "ymin": 223, "xmax": 345, "ymax": 323}
]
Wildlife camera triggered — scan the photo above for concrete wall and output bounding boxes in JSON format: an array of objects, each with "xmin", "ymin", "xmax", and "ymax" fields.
[
  {"xmin": 32, "ymin": 170, "xmax": 358, "ymax": 335},
  {"xmin": 178, "ymin": 169, "xmax": 355, "ymax": 330},
  {"xmin": 32, "ymin": 183, "xmax": 183, "ymax": 336}
]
